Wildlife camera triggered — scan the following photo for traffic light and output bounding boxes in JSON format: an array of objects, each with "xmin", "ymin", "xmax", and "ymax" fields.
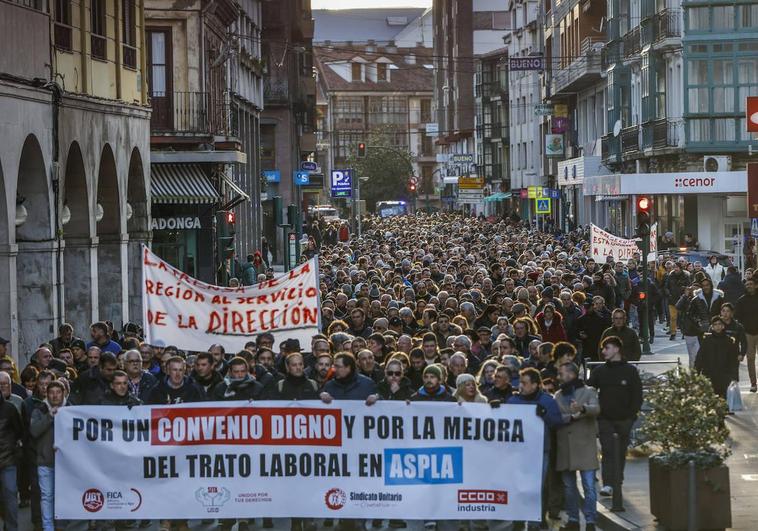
[
  {"xmin": 216, "ymin": 210, "xmax": 236, "ymax": 260},
  {"xmin": 407, "ymin": 180, "xmax": 417, "ymax": 194},
  {"xmin": 287, "ymin": 204, "xmax": 299, "ymax": 228},
  {"xmin": 357, "ymin": 142, "xmax": 366, "ymax": 158},
  {"xmin": 273, "ymin": 195, "xmax": 284, "ymax": 226},
  {"xmin": 636, "ymin": 196, "xmax": 651, "ymax": 237}
]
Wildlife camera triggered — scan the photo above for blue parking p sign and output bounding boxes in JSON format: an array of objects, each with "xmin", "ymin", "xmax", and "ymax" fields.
[{"xmin": 331, "ymin": 169, "xmax": 353, "ymax": 198}]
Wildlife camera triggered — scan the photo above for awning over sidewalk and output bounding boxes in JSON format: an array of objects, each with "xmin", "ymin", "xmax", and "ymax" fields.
[
  {"xmin": 484, "ymin": 192, "xmax": 512, "ymax": 202},
  {"xmin": 151, "ymin": 164, "xmax": 220, "ymax": 204}
]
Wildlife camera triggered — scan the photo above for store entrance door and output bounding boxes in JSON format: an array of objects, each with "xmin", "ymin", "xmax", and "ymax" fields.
[{"xmin": 724, "ymin": 219, "xmax": 749, "ymax": 272}]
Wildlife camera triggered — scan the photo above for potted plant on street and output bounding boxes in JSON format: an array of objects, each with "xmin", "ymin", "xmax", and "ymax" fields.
[{"xmin": 642, "ymin": 368, "xmax": 731, "ymax": 530}]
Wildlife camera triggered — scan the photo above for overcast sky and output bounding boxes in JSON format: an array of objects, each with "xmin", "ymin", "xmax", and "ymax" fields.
[{"xmin": 311, "ymin": 0, "xmax": 432, "ymax": 8}]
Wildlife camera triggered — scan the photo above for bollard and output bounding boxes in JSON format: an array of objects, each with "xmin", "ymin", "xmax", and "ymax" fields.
[
  {"xmin": 687, "ymin": 460, "xmax": 697, "ymax": 531},
  {"xmin": 611, "ymin": 432, "xmax": 625, "ymax": 512}
]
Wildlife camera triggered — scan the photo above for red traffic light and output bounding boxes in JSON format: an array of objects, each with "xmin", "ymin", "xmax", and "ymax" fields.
[
  {"xmin": 357, "ymin": 142, "xmax": 366, "ymax": 157},
  {"xmin": 225, "ymin": 211, "xmax": 236, "ymax": 224},
  {"xmin": 637, "ymin": 196, "xmax": 651, "ymax": 212}
]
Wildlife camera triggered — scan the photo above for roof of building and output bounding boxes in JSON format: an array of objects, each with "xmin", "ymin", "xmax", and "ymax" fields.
[
  {"xmin": 315, "ymin": 45, "xmax": 434, "ymax": 93},
  {"xmin": 313, "ymin": 8, "xmax": 427, "ymax": 44}
]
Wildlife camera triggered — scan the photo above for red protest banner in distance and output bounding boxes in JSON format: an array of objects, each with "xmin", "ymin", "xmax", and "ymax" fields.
[
  {"xmin": 748, "ymin": 163, "xmax": 758, "ymax": 218},
  {"xmin": 748, "ymin": 97, "xmax": 758, "ymax": 133}
]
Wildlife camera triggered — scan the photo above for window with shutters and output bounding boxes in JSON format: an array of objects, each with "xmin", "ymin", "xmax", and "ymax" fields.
[
  {"xmin": 54, "ymin": 0, "xmax": 72, "ymax": 50},
  {"xmin": 91, "ymin": 0, "xmax": 107, "ymax": 60},
  {"xmin": 123, "ymin": 0, "xmax": 137, "ymax": 68}
]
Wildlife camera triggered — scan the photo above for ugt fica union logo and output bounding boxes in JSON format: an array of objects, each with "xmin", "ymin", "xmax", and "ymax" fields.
[{"xmin": 82, "ymin": 489, "xmax": 104, "ymax": 513}]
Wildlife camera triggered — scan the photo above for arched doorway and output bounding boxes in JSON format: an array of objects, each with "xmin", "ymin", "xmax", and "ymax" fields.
[
  {"xmin": 126, "ymin": 147, "xmax": 149, "ymax": 324},
  {"xmin": 62, "ymin": 142, "xmax": 95, "ymax": 332},
  {"xmin": 16, "ymin": 134, "xmax": 56, "ymax": 360},
  {"xmin": 95, "ymin": 144, "xmax": 125, "ymax": 327}
]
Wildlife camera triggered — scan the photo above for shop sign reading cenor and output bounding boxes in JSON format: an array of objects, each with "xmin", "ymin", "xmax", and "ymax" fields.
[{"xmin": 151, "ymin": 217, "xmax": 203, "ymax": 231}]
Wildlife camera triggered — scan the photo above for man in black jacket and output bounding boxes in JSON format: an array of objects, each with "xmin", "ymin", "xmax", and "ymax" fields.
[
  {"xmin": 124, "ymin": 349, "xmax": 158, "ymax": 402},
  {"xmin": 147, "ymin": 357, "xmax": 206, "ymax": 405},
  {"xmin": 101, "ymin": 371, "xmax": 142, "ymax": 407},
  {"xmin": 212, "ymin": 357, "xmax": 264, "ymax": 402},
  {"xmin": 599, "ymin": 309, "xmax": 642, "ymax": 361},
  {"xmin": 0, "ymin": 389, "xmax": 23, "ymax": 531},
  {"xmin": 484, "ymin": 365, "xmax": 514, "ymax": 403},
  {"xmin": 410, "ymin": 365, "xmax": 455, "ymax": 402},
  {"xmin": 275, "ymin": 353, "xmax": 320, "ymax": 401},
  {"xmin": 190, "ymin": 352, "xmax": 224, "ymax": 395},
  {"xmin": 72, "ymin": 352, "xmax": 119, "ymax": 405},
  {"xmin": 588, "ymin": 336, "xmax": 643, "ymax": 498},
  {"xmin": 576, "ymin": 297, "xmax": 612, "ymax": 362},
  {"xmin": 735, "ymin": 277, "xmax": 758, "ymax": 392}
]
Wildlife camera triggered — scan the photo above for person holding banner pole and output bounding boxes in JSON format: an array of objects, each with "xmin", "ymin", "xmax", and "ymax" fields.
[{"xmin": 29, "ymin": 380, "xmax": 67, "ymax": 531}]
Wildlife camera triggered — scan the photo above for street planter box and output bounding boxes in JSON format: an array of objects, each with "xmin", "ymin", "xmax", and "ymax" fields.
[{"xmin": 649, "ymin": 458, "xmax": 731, "ymax": 530}]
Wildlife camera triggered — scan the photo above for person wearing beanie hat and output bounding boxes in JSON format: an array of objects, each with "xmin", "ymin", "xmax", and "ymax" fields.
[
  {"xmin": 410, "ymin": 365, "xmax": 455, "ymax": 402},
  {"xmin": 453, "ymin": 373, "xmax": 488, "ymax": 403}
]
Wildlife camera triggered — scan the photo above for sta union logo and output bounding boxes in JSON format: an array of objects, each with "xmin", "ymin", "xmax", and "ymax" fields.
[
  {"xmin": 82, "ymin": 489, "xmax": 104, "ymax": 513},
  {"xmin": 324, "ymin": 488, "xmax": 346, "ymax": 510}
]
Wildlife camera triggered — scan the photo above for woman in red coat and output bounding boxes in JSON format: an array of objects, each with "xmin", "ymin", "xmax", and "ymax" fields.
[{"xmin": 536, "ymin": 303, "xmax": 568, "ymax": 343}]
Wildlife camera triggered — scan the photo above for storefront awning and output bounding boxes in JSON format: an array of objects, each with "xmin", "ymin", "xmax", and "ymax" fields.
[
  {"xmin": 484, "ymin": 192, "xmax": 511, "ymax": 202},
  {"xmin": 151, "ymin": 164, "xmax": 220, "ymax": 204},
  {"xmin": 220, "ymin": 172, "xmax": 251, "ymax": 211}
]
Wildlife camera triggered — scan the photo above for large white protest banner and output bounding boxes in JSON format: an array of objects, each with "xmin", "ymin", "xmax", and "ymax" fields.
[
  {"xmin": 590, "ymin": 223, "xmax": 657, "ymax": 262},
  {"xmin": 55, "ymin": 401, "xmax": 544, "ymax": 521},
  {"xmin": 142, "ymin": 246, "xmax": 319, "ymax": 352}
]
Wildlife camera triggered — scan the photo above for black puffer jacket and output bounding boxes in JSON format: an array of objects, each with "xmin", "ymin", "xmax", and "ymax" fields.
[{"xmin": 0, "ymin": 394, "xmax": 23, "ymax": 469}]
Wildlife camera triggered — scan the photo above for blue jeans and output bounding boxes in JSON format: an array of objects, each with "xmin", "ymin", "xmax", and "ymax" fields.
[
  {"xmin": 0, "ymin": 465, "xmax": 18, "ymax": 531},
  {"xmin": 562, "ymin": 470, "xmax": 597, "ymax": 524},
  {"xmin": 38, "ymin": 466, "xmax": 55, "ymax": 531}
]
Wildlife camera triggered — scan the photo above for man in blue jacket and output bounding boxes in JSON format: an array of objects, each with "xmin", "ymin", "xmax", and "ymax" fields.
[
  {"xmin": 320, "ymin": 352, "xmax": 377, "ymax": 402},
  {"xmin": 508, "ymin": 367, "xmax": 564, "ymax": 530}
]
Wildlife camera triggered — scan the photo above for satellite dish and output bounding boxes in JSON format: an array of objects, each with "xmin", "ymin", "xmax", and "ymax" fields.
[{"xmin": 613, "ymin": 120, "xmax": 622, "ymax": 137}]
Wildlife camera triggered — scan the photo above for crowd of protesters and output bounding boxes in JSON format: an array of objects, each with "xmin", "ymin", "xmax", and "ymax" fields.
[{"xmin": 1, "ymin": 212, "xmax": 756, "ymax": 531}]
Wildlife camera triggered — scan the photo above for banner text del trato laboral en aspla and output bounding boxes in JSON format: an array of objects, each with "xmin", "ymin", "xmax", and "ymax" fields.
[
  {"xmin": 55, "ymin": 401, "xmax": 544, "ymax": 521},
  {"xmin": 142, "ymin": 246, "xmax": 320, "ymax": 352}
]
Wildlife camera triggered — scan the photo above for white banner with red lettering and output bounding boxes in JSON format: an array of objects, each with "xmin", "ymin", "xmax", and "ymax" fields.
[
  {"xmin": 54, "ymin": 401, "xmax": 544, "ymax": 521},
  {"xmin": 142, "ymin": 246, "xmax": 320, "ymax": 352},
  {"xmin": 590, "ymin": 223, "xmax": 657, "ymax": 262}
]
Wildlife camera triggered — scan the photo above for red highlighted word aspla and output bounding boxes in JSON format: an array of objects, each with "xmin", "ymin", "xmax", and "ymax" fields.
[{"xmin": 150, "ymin": 407, "xmax": 342, "ymax": 446}]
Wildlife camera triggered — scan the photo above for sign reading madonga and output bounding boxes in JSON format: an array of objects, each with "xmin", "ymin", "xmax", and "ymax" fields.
[{"xmin": 55, "ymin": 402, "xmax": 544, "ymax": 521}]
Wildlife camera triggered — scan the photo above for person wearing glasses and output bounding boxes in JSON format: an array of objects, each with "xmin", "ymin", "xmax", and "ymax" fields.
[
  {"xmin": 123, "ymin": 349, "xmax": 157, "ymax": 403},
  {"xmin": 376, "ymin": 359, "xmax": 413, "ymax": 401}
]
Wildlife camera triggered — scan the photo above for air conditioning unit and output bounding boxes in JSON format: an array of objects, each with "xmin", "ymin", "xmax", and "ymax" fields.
[{"xmin": 703, "ymin": 155, "xmax": 732, "ymax": 172}]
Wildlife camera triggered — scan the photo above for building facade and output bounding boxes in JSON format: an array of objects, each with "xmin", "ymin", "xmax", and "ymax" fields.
[
  {"xmin": 0, "ymin": 0, "xmax": 151, "ymax": 363},
  {"xmin": 578, "ymin": 0, "xmax": 758, "ymax": 266},
  {"xmin": 260, "ymin": 0, "xmax": 316, "ymax": 264},
  {"xmin": 314, "ymin": 43, "xmax": 436, "ymax": 211},
  {"xmin": 433, "ymin": 0, "xmax": 509, "ymax": 214},
  {"xmin": 145, "ymin": 0, "xmax": 249, "ymax": 284}
]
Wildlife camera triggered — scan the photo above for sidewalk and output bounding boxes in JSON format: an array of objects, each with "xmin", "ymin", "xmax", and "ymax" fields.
[{"xmin": 594, "ymin": 323, "xmax": 758, "ymax": 531}]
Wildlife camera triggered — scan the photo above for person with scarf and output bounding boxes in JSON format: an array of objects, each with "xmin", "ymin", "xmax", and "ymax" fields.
[
  {"xmin": 410, "ymin": 364, "xmax": 455, "ymax": 402},
  {"xmin": 319, "ymin": 352, "xmax": 377, "ymax": 403},
  {"xmin": 554, "ymin": 362, "xmax": 600, "ymax": 531},
  {"xmin": 211, "ymin": 357, "xmax": 263, "ymax": 402},
  {"xmin": 274, "ymin": 353, "xmax": 320, "ymax": 401},
  {"xmin": 29, "ymin": 380, "xmax": 68, "ymax": 531},
  {"xmin": 483, "ymin": 365, "xmax": 514, "ymax": 403},
  {"xmin": 536, "ymin": 303, "xmax": 568, "ymax": 343}
]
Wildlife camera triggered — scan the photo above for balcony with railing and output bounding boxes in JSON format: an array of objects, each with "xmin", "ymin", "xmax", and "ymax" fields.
[
  {"xmin": 553, "ymin": 37, "xmax": 604, "ymax": 94},
  {"xmin": 653, "ymin": 9, "xmax": 681, "ymax": 48},
  {"xmin": 602, "ymin": 134, "xmax": 620, "ymax": 166},
  {"xmin": 620, "ymin": 125, "xmax": 640, "ymax": 155},
  {"xmin": 150, "ymin": 91, "xmax": 234, "ymax": 136},
  {"xmin": 490, "ymin": 122, "xmax": 508, "ymax": 140},
  {"xmin": 642, "ymin": 118, "xmax": 684, "ymax": 150},
  {"xmin": 623, "ymin": 27, "xmax": 641, "ymax": 59}
]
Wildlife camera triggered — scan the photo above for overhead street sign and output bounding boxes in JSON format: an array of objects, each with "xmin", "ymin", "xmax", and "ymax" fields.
[
  {"xmin": 509, "ymin": 56, "xmax": 544, "ymax": 71},
  {"xmin": 451, "ymin": 154, "xmax": 474, "ymax": 164},
  {"xmin": 330, "ymin": 169, "xmax": 353, "ymax": 198}
]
